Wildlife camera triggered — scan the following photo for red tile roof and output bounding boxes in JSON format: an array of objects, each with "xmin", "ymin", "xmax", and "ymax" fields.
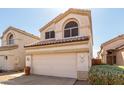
[{"xmin": 25, "ymin": 36, "xmax": 89, "ymax": 48}]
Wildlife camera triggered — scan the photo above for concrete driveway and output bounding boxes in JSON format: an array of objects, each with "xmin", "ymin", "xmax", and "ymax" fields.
[{"xmin": 0, "ymin": 72, "xmax": 76, "ymax": 85}]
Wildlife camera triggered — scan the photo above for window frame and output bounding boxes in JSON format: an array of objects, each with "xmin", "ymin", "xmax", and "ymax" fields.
[
  {"xmin": 64, "ymin": 21, "xmax": 79, "ymax": 38},
  {"xmin": 8, "ymin": 34, "xmax": 14, "ymax": 45},
  {"xmin": 45, "ymin": 31, "xmax": 55, "ymax": 39}
]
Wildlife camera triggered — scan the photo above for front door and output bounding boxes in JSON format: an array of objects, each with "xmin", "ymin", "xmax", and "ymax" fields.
[
  {"xmin": 107, "ymin": 55, "xmax": 116, "ymax": 65},
  {"xmin": 107, "ymin": 55, "xmax": 112, "ymax": 65}
]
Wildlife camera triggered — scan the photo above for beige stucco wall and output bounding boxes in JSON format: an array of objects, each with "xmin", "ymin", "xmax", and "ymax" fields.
[
  {"xmin": 26, "ymin": 42, "xmax": 89, "ymax": 54},
  {"xmin": 0, "ymin": 29, "xmax": 39, "ymax": 70},
  {"xmin": 88, "ymin": 38, "xmax": 93, "ymax": 68},
  {"xmin": 116, "ymin": 49, "xmax": 124, "ymax": 65},
  {"xmin": 12, "ymin": 30, "xmax": 40, "ymax": 70},
  {"xmin": 0, "ymin": 49, "xmax": 18, "ymax": 70},
  {"xmin": 2, "ymin": 29, "xmax": 39, "ymax": 46},
  {"xmin": 40, "ymin": 13, "xmax": 91, "ymax": 40}
]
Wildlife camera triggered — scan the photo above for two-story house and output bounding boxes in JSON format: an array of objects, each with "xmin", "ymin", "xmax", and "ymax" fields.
[
  {"xmin": 0, "ymin": 27, "xmax": 40, "ymax": 71},
  {"xmin": 25, "ymin": 8, "xmax": 93, "ymax": 80}
]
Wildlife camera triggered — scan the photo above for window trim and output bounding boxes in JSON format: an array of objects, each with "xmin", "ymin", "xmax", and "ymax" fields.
[
  {"xmin": 71, "ymin": 27, "xmax": 78, "ymax": 37},
  {"xmin": 64, "ymin": 26, "xmax": 78, "ymax": 30},
  {"xmin": 45, "ymin": 32, "xmax": 50, "ymax": 39},
  {"xmin": 7, "ymin": 34, "xmax": 14, "ymax": 45},
  {"xmin": 63, "ymin": 20, "xmax": 79, "ymax": 38},
  {"xmin": 64, "ymin": 26, "xmax": 78, "ymax": 38},
  {"xmin": 45, "ymin": 31, "xmax": 55, "ymax": 39}
]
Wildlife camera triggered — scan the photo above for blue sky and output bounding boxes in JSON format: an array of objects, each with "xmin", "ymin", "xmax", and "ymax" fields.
[{"xmin": 0, "ymin": 8, "xmax": 124, "ymax": 57}]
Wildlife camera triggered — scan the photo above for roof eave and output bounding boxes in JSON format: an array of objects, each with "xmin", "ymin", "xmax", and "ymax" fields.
[
  {"xmin": 1, "ymin": 26, "xmax": 40, "ymax": 40},
  {"xmin": 24, "ymin": 36, "xmax": 89, "ymax": 48},
  {"xmin": 39, "ymin": 8, "xmax": 91, "ymax": 32},
  {"xmin": 101, "ymin": 34, "xmax": 124, "ymax": 48}
]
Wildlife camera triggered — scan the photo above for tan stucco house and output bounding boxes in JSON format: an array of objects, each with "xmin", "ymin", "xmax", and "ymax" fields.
[
  {"xmin": 0, "ymin": 27, "xmax": 40, "ymax": 71},
  {"xmin": 25, "ymin": 8, "xmax": 93, "ymax": 80},
  {"xmin": 99, "ymin": 34, "xmax": 124, "ymax": 65}
]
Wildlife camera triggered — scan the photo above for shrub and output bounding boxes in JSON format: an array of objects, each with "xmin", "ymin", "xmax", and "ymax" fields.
[{"xmin": 88, "ymin": 65, "xmax": 124, "ymax": 85}]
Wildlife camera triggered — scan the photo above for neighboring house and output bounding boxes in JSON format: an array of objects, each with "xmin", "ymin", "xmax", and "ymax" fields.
[
  {"xmin": 98, "ymin": 34, "xmax": 124, "ymax": 65},
  {"xmin": 0, "ymin": 27, "xmax": 40, "ymax": 71},
  {"xmin": 25, "ymin": 8, "xmax": 93, "ymax": 80}
]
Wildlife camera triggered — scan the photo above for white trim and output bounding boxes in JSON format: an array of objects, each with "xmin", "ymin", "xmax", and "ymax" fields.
[
  {"xmin": 64, "ymin": 26, "xmax": 78, "ymax": 30},
  {"xmin": 45, "ymin": 31, "xmax": 55, "ymax": 40},
  {"xmin": 64, "ymin": 27, "xmax": 78, "ymax": 38},
  {"xmin": 62, "ymin": 18, "xmax": 80, "ymax": 39}
]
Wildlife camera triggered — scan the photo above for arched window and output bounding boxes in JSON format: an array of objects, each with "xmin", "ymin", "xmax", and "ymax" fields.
[
  {"xmin": 64, "ymin": 21, "xmax": 78, "ymax": 38},
  {"xmin": 8, "ymin": 34, "xmax": 14, "ymax": 45}
]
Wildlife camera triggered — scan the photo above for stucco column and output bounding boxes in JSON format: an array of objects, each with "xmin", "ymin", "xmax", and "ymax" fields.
[
  {"xmin": 77, "ymin": 53, "xmax": 89, "ymax": 80},
  {"xmin": 26, "ymin": 55, "xmax": 32, "ymax": 67}
]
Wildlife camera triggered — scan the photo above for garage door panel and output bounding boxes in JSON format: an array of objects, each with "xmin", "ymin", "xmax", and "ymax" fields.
[
  {"xmin": 0, "ymin": 56, "xmax": 5, "ymax": 70},
  {"xmin": 32, "ymin": 53, "xmax": 77, "ymax": 78}
]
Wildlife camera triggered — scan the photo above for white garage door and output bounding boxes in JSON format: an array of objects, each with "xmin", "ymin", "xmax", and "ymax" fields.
[
  {"xmin": 0, "ymin": 56, "xmax": 5, "ymax": 70},
  {"xmin": 32, "ymin": 53, "xmax": 77, "ymax": 78}
]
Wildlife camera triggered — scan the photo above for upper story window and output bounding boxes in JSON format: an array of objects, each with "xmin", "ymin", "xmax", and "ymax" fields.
[
  {"xmin": 64, "ymin": 21, "xmax": 78, "ymax": 38},
  {"xmin": 8, "ymin": 34, "xmax": 14, "ymax": 45},
  {"xmin": 45, "ymin": 31, "xmax": 55, "ymax": 39}
]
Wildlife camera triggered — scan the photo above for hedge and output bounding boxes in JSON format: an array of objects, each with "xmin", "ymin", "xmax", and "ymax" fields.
[{"xmin": 88, "ymin": 65, "xmax": 124, "ymax": 85}]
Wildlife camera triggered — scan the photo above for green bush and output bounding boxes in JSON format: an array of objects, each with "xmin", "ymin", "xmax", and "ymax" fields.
[{"xmin": 88, "ymin": 65, "xmax": 124, "ymax": 85}]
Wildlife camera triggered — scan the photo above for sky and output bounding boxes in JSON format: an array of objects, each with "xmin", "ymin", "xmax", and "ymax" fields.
[{"xmin": 0, "ymin": 8, "xmax": 124, "ymax": 57}]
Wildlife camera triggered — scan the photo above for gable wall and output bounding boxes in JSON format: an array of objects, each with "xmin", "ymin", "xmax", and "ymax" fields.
[
  {"xmin": 40, "ymin": 13, "xmax": 91, "ymax": 40},
  {"xmin": 2, "ymin": 29, "xmax": 39, "ymax": 47}
]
